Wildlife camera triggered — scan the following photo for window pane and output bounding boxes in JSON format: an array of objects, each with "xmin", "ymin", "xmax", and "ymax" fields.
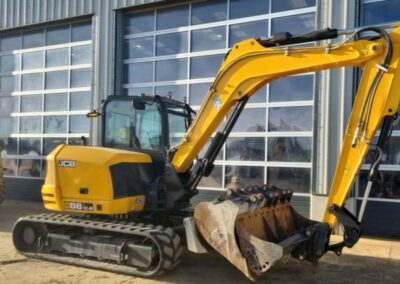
[
  {"xmin": 71, "ymin": 45, "xmax": 91, "ymax": 65},
  {"xmin": 155, "ymin": 58, "xmax": 187, "ymax": 82},
  {"xmin": 249, "ymin": 86, "xmax": 266, "ymax": 103},
  {"xmin": 46, "ymin": 48, "xmax": 69, "ymax": 67},
  {"xmin": 69, "ymin": 115, "xmax": 90, "ymax": 133},
  {"xmin": 71, "ymin": 69, "xmax": 91, "ymax": 88},
  {"xmin": 2, "ymin": 158, "xmax": 17, "ymax": 176},
  {"xmin": 272, "ymin": 0, "xmax": 315, "ymax": 12},
  {"xmin": 22, "ymin": 51, "xmax": 44, "ymax": 70},
  {"xmin": 155, "ymin": 85, "xmax": 187, "ymax": 103},
  {"xmin": 21, "ymin": 95, "xmax": 42, "ymax": 112},
  {"xmin": 191, "ymin": 27, "xmax": 226, "ymax": 52},
  {"xmin": 190, "ymin": 54, "xmax": 224, "ymax": 78},
  {"xmin": 44, "ymin": 115, "xmax": 67, "ymax": 133},
  {"xmin": 225, "ymin": 165, "xmax": 264, "ymax": 187},
  {"xmin": 23, "ymin": 29, "xmax": 44, "ymax": 49},
  {"xmin": 156, "ymin": 32, "xmax": 188, "ymax": 56},
  {"xmin": 229, "ymin": 20, "xmax": 268, "ymax": 46},
  {"xmin": 269, "ymin": 75, "xmax": 314, "ymax": 102},
  {"xmin": 19, "ymin": 159, "xmax": 41, "ymax": 177},
  {"xmin": 0, "ymin": 75, "xmax": 19, "ymax": 93},
  {"xmin": 43, "ymin": 138, "xmax": 66, "ymax": 155},
  {"xmin": 268, "ymin": 167, "xmax": 310, "ymax": 193},
  {"xmin": 46, "ymin": 25, "xmax": 70, "ymax": 45},
  {"xmin": 199, "ymin": 165, "xmax": 223, "ymax": 188},
  {"xmin": 363, "ymin": 0, "xmax": 400, "ymax": 25},
  {"xmin": 0, "ymin": 54, "xmax": 20, "ymax": 73},
  {"xmin": 70, "ymin": 91, "xmax": 91, "ymax": 110},
  {"xmin": 46, "ymin": 71, "xmax": 68, "ymax": 89},
  {"xmin": 20, "ymin": 116, "xmax": 41, "ymax": 133},
  {"xmin": 72, "ymin": 22, "xmax": 91, "ymax": 42},
  {"xmin": 192, "ymin": 0, "xmax": 227, "ymax": 25},
  {"xmin": 226, "ymin": 137, "xmax": 265, "ymax": 161},
  {"xmin": 19, "ymin": 138, "xmax": 41, "ymax": 155},
  {"xmin": 272, "ymin": 13, "xmax": 315, "ymax": 35},
  {"xmin": 189, "ymin": 83, "xmax": 210, "ymax": 106},
  {"xmin": 358, "ymin": 170, "xmax": 400, "ymax": 199},
  {"xmin": 366, "ymin": 136, "xmax": 400, "ymax": 165},
  {"xmin": 68, "ymin": 137, "xmax": 88, "ymax": 146},
  {"xmin": 233, "ymin": 108, "xmax": 265, "ymax": 132},
  {"xmin": 124, "ymin": 62, "xmax": 153, "ymax": 84},
  {"xmin": 0, "ymin": 96, "xmax": 18, "ymax": 112},
  {"xmin": 268, "ymin": 106, "xmax": 312, "ymax": 131},
  {"xmin": 0, "ymin": 137, "xmax": 17, "ymax": 155},
  {"xmin": 0, "ymin": 33, "xmax": 21, "ymax": 52},
  {"xmin": 230, "ymin": 0, "xmax": 269, "ymax": 19},
  {"xmin": 156, "ymin": 5, "xmax": 189, "ymax": 30},
  {"xmin": 45, "ymin": 93, "xmax": 68, "ymax": 111},
  {"xmin": 125, "ymin": 36, "xmax": 154, "ymax": 59},
  {"xmin": 22, "ymin": 73, "xmax": 43, "ymax": 91},
  {"xmin": 268, "ymin": 137, "xmax": 311, "ymax": 162},
  {"xmin": 125, "ymin": 11, "xmax": 154, "ymax": 35},
  {"xmin": 0, "ymin": 117, "xmax": 17, "ymax": 136},
  {"xmin": 123, "ymin": 87, "xmax": 153, "ymax": 96}
]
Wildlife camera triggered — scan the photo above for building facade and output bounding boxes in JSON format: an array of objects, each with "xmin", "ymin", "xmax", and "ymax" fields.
[{"xmin": 0, "ymin": 0, "xmax": 399, "ymax": 238}]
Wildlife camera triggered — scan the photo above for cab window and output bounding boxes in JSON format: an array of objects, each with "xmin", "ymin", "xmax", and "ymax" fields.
[
  {"xmin": 104, "ymin": 99, "xmax": 163, "ymax": 151},
  {"xmin": 166, "ymin": 104, "xmax": 191, "ymax": 147}
]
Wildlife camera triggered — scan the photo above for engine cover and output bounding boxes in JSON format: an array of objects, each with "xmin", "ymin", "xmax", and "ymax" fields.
[{"xmin": 41, "ymin": 144, "xmax": 154, "ymax": 214}]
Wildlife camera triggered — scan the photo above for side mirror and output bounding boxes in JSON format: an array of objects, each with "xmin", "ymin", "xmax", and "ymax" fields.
[{"xmin": 86, "ymin": 110, "xmax": 101, "ymax": 118}]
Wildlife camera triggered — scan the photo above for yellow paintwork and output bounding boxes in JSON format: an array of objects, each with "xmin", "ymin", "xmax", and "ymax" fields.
[
  {"xmin": 41, "ymin": 144, "xmax": 151, "ymax": 214},
  {"xmin": 171, "ymin": 26, "xmax": 400, "ymax": 226},
  {"xmin": 323, "ymin": 28, "xmax": 400, "ymax": 225}
]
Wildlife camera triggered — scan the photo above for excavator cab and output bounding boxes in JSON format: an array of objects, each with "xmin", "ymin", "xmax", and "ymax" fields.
[{"xmin": 102, "ymin": 95, "xmax": 193, "ymax": 154}]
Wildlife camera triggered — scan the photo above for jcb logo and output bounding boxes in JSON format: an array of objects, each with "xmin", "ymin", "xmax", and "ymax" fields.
[{"xmin": 58, "ymin": 160, "xmax": 76, "ymax": 168}]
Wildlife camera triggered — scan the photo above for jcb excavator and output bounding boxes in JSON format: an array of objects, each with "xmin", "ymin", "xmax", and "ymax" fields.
[{"xmin": 12, "ymin": 23, "xmax": 400, "ymax": 280}]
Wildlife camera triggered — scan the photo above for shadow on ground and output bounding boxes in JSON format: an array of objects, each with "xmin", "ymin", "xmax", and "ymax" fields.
[{"xmin": 0, "ymin": 199, "xmax": 47, "ymax": 233}]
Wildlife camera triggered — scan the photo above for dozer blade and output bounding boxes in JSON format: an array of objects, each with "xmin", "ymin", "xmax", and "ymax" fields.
[{"xmin": 194, "ymin": 185, "xmax": 330, "ymax": 281}]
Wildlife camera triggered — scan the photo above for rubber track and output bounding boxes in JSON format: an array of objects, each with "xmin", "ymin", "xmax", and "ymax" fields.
[{"xmin": 14, "ymin": 213, "xmax": 183, "ymax": 277}]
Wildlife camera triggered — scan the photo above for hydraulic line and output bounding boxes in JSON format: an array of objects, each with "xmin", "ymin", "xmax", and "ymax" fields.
[{"xmin": 351, "ymin": 27, "xmax": 393, "ymax": 146}]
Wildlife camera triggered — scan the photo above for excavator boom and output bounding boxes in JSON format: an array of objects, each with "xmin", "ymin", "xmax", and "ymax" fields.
[{"xmin": 171, "ymin": 25, "xmax": 400, "ymax": 279}]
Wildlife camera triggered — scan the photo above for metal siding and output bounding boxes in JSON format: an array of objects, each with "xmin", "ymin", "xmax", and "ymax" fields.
[
  {"xmin": 192, "ymin": 190, "xmax": 311, "ymax": 218},
  {"xmin": 0, "ymin": 0, "xmax": 166, "ymax": 30}
]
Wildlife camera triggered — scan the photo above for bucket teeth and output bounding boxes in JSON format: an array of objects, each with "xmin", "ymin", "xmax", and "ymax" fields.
[{"xmin": 194, "ymin": 184, "xmax": 324, "ymax": 281}]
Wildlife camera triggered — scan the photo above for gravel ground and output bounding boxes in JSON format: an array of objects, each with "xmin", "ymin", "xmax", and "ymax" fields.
[{"xmin": 1, "ymin": 199, "xmax": 400, "ymax": 284}]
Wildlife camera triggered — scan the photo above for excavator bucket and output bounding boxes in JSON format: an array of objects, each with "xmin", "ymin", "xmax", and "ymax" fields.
[{"xmin": 194, "ymin": 185, "xmax": 329, "ymax": 281}]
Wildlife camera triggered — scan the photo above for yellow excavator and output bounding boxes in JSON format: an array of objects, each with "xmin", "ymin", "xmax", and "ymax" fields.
[{"xmin": 12, "ymin": 23, "xmax": 400, "ymax": 280}]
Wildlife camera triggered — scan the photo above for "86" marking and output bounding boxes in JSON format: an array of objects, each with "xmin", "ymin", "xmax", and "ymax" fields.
[{"xmin": 65, "ymin": 202, "xmax": 94, "ymax": 211}]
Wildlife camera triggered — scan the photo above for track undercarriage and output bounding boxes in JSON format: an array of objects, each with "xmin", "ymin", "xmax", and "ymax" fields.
[
  {"xmin": 13, "ymin": 214, "xmax": 183, "ymax": 277},
  {"xmin": 12, "ymin": 186, "xmax": 343, "ymax": 281}
]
